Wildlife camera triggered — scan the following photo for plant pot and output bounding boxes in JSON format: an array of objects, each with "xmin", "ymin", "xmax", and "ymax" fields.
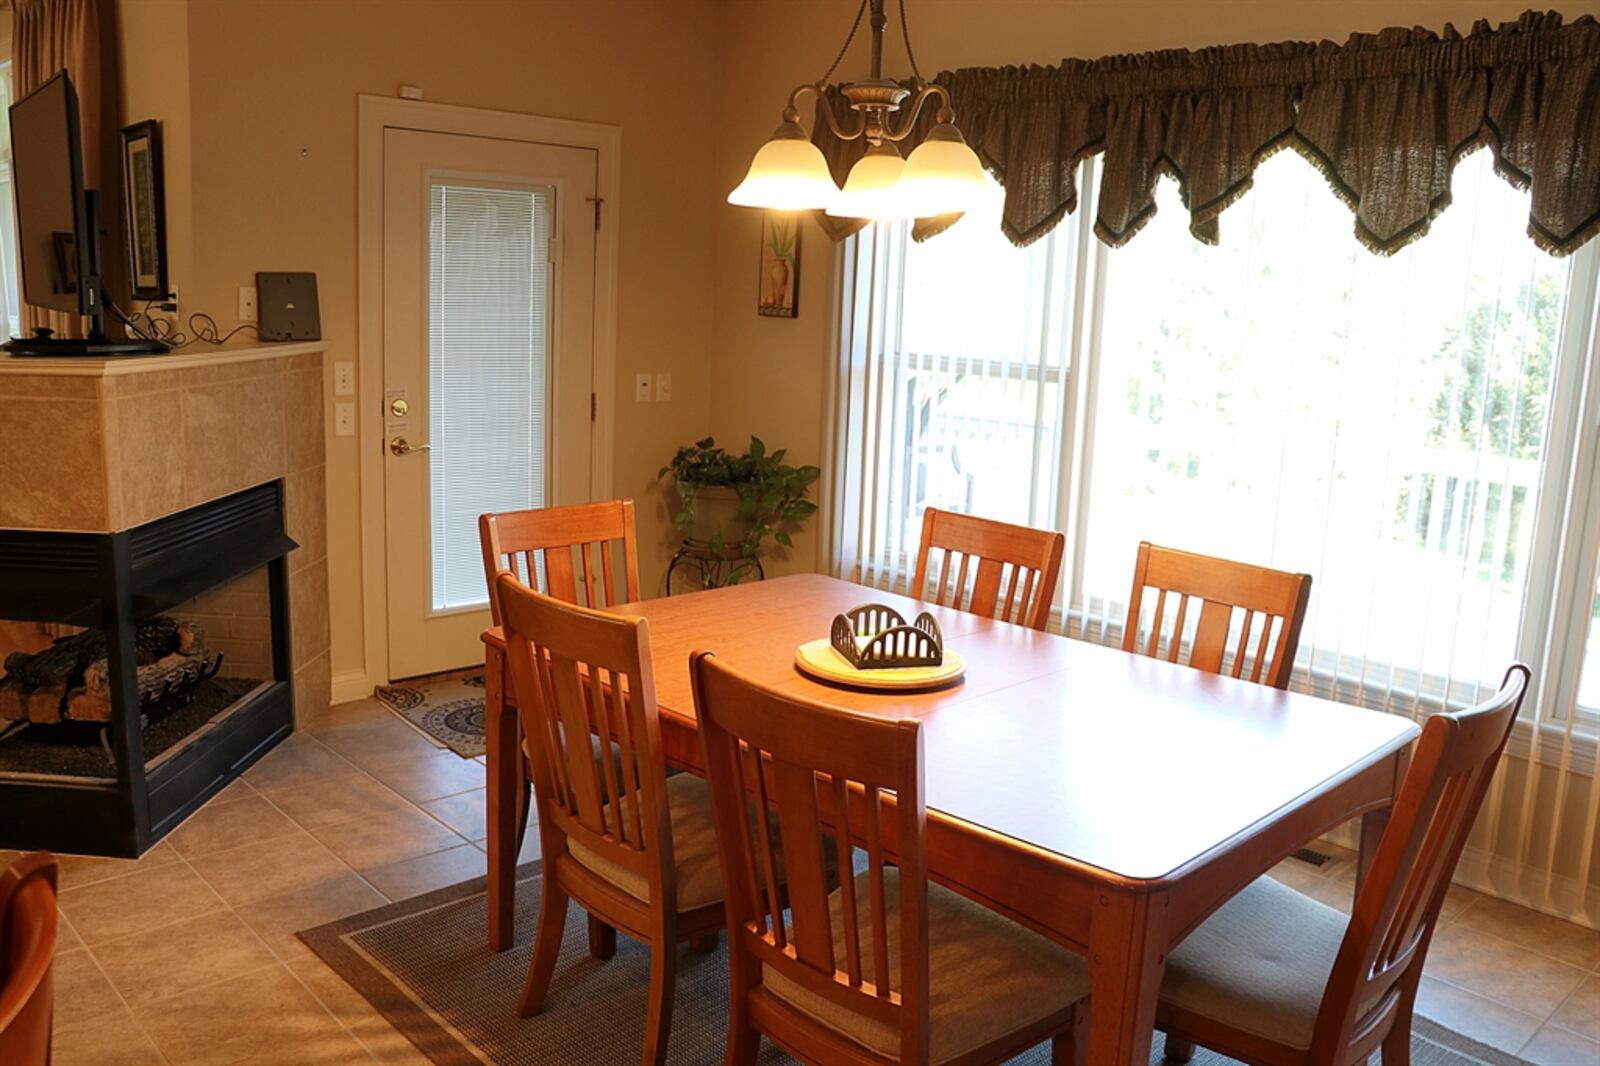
[{"xmin": 678, "ymin": 484, "xmax": 749, "ymax": 553}]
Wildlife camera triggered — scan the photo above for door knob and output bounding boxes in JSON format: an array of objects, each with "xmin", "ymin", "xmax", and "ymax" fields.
[{"xmin": 389, "ymin": 436, "xmax": 431, "ymax": 456}]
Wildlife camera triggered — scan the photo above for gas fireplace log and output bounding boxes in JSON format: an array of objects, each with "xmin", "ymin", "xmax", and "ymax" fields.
[
  {"xmin": 0, "ymin": 619, "xmax": 221, "ymax": 724},
  {"xmin": 0, "ymin": 680, "xmax": 68, "ymax": 723}
]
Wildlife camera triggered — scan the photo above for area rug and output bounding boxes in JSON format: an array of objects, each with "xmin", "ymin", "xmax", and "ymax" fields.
[
  {"xmin": 299, "ymin": 866, "xmax": 1533, "ymax": 1066},
  {"xmin": 374, "ymin": 669, "xmax": 487, "ymax": 758}
]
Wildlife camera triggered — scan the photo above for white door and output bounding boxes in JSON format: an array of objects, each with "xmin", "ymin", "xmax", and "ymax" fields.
[{"xmin": 382, "ymin": 128, "xmax": 596, "ymax": 678}]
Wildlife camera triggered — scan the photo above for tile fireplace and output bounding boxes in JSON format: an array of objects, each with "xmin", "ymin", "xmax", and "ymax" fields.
[{"xmin": 0, "ymin": 342, "xmax": 330, "ymax": 856}]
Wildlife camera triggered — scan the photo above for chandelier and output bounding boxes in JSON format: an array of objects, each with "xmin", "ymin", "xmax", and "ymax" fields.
[{"xmin": 728, "ymin": 0, "xmax": 988, "ymax": 220}]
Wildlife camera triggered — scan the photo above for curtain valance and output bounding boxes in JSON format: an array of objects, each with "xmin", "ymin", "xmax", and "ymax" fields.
[{"xmin": 810, "ymin": 10, "xmax": 1600, "ymax": 255}]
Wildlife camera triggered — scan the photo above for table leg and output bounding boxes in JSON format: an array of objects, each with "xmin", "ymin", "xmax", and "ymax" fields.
[
  {"xmin": 1356, "ymin": 807, "xmax": 1389, "ymax": 903},
  {"xmin": 1086, "ymin": 887, "xmax": 1168, "ymax": 1066},
  {"xmin": 485, "ymin": 645, "xmax": 520, "ymax": 952},
  {"xmin": 1355, "ymin": 748, "xmax": 1409, "ymax": 903}
]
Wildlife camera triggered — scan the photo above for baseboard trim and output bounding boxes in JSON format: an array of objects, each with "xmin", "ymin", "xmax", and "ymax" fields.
[
  {"xmin": 331, "ymin": 669, "xmax": 374, "ymax": 705},
  {"xmin": 1319, "ymin": 825, "xmax": 1600, "ymax": 930},
  {"xmin": 1450, "ymin": 846, "xmax": 1600, "ymax": 930}
]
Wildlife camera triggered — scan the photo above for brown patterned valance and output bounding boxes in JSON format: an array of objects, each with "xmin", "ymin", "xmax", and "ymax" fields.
[{"xmin": 811, "ymin": 10, "xmax": 1600, "ymax": 255}]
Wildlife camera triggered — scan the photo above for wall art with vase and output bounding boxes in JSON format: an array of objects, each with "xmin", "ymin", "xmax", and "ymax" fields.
[{"xmin": 758, "ymin": 211, "xmax": 799, "ymax": 318}]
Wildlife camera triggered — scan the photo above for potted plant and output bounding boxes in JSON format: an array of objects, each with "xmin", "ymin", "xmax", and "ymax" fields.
[{"xmin": 658, "ymin": 436, "xmax": 820, "ymax": 570}]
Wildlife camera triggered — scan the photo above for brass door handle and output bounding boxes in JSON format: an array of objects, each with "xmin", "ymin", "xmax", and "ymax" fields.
[{"xmin": 389, "ymin": 437, "xmax": 431, "ymax": 457}]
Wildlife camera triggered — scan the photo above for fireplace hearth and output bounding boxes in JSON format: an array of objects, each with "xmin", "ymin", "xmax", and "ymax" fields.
[{"xmin": 0, "ymin": 481, "xmax": 297, "ymax": 856}]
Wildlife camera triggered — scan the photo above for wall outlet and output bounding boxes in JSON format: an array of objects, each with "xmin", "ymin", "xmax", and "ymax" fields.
[
  {"xmin": 238, "ymin": 286, "xmax": 258, "ymax": 323},
  {"xmin": 655, "ymin": 372, "xmax": 673, "ymax": 402},
  {"xmin": 333, "ymin": 361, "xmax": 355, "ymax": 396},
  {"xmin": 634, "ymin": 372, "xmax": 653, "ymax": 402},
  {"xmin": 334, "ymin": 401, "xmax": 356, "ymax": 437}
]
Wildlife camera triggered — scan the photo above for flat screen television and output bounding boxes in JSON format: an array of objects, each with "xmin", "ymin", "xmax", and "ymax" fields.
[{"xmin": 3, "ymin": 70, "xmax": 166, "ymax": 355}]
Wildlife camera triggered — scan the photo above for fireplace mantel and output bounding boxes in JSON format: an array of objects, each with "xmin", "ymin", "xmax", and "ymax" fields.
[{"xmin": 0, "ymin": 342, "xmax": 331, "ymax": 722}]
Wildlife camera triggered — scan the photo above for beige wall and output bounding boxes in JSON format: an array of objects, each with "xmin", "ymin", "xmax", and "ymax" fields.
[
  {"xmin": 708, "ymin": 0, "xmax": 1600, "ymax": 578},
  {"xmin": 121, "ymin": 0, "xmax": 720, "ymax": 684},
  {"xmin": 116, "ymin": 0, "xmax": 193, "ymax": 304}
]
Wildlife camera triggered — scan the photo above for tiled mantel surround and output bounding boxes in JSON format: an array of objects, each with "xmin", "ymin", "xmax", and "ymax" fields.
[{"xmin": 0, "ymin": 343, "xmax": 332, "ymax": 720}]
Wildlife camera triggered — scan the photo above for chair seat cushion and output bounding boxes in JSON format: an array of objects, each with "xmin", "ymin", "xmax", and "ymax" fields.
[
  {"xmin": 764, "ymin": 869, "xmax": 1090, "ymax": 1064},
  {"xmin": 566, "ymin": 773, "xmax": 727, "ymax": 912},
  {"xmin": 1161, "ymin": 874, "xmax": 1354, "ymax": 1050}
]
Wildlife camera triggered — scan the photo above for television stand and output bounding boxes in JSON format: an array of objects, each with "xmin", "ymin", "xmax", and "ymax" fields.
[{"xmin": 2, "ymin": 327, "xmax": 170, "ymax": 357}]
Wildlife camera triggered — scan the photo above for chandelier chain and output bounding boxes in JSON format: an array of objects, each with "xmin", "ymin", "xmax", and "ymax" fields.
[
  {"xmin": 898, "ymin": 0, "xmax": 924, "ymax": 81},
  {"xmin": 821, "ymin": 0, "xmax": 869, "ymax": 85}
]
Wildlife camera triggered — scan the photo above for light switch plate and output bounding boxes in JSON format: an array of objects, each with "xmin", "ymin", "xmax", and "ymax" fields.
[
  {"xmin": 634, "ymin": 373, "xmax": 653, "ymax": 402},
  {"xmin": 655, "ymin": 372, "xmax": 673, "ymax": 402},
  {"xmin": 334, "ymin": 401, "xmax": 356, "ymax": 437},
  {"xmin": 333, "ymin": 361, "xmax": 355, "ymax": 396}
]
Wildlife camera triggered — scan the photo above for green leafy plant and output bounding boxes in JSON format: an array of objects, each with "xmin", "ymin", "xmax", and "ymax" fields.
[
  {"xmin": 766, "ymin": 217, "xmax": 796, "ymax": 263},
  {"xmin": 658, "ymin": 436, "xmax": 820, "ymax": 562}
]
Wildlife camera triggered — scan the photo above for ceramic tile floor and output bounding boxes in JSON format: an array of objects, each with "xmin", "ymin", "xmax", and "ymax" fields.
[{"xmin": 11, "ymin": 694, "xmax": 1600, "ymax": 1064}]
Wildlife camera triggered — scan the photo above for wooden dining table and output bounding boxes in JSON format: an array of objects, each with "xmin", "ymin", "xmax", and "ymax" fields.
[{"xmin": 481, "ymin": 573, "xmax": 1419, "ymax": 1065}]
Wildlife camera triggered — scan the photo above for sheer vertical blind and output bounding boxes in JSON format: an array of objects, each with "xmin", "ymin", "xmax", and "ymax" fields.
[
  {"xmin": 825, "ymin": 151, "xmax": 1600, "ymax": 926},
  {"xmin": 428, "ymin": 181, "xmax": 552, "ymax": 611}
]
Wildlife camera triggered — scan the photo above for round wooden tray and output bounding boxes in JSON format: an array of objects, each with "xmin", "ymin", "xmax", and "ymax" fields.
[{"xmin": 793, "ymin": 638, "xmax": 966, "ymax": 692}]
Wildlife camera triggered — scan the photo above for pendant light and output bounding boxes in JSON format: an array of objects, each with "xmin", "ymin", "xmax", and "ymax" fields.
[{"xmin": 728, "ymin": 0, "xmax": 987, "ymax": 219}]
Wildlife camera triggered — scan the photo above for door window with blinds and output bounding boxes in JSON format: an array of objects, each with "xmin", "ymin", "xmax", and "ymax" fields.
[
  {"xmin": 828, "ymin": 150, "xmax": 1600, "ymax": 731},
  {"xmin": 428, "ymin": 180, "xmax": 552, "ymax": 611}
]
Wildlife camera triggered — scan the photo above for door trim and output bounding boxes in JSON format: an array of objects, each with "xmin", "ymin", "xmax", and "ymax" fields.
[{"xmin": 357, "ymin": 95, "xmax": 620, "ymax": 690}]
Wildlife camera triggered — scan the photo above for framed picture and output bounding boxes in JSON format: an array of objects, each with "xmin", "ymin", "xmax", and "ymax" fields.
[
  {"xmin": 121, "ymin": 120, "xmax": 168, "ymax": 300},
  {"xmin": 758, "ymin": 211, "xmax": 800, "ymax": 318}
]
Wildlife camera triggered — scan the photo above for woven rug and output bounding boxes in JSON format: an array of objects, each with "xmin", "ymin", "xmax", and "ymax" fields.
[
  {"xmin": 374, "ymin": 669, "xmax": 487, "ymax": 758},
  {"xmin": 299, "ymin": 866, "xmax": 1533, "ymax": 1066}
]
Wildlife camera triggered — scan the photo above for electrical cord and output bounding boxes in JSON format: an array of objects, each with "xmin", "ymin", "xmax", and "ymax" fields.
[
  {"xmin": 898, "ymin": 0, "xmax": 923, "ymax": 81},
  {"xmin": 122, "ymin": 301, "xmax": 259, "ymax": 349},
  {"xmin": 186, "ymin": 312, "xmax": 259, "ymax": 346},
  {"xmin": 106, "ymin": 301, "xmax": 163, "ymax": 343},
  {"xmin": 821, "ymin": 0, "xmax": 868, "ymax": 84}
]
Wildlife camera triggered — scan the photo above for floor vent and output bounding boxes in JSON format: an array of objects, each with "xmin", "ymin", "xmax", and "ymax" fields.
[{"xmin": 1291, "ymin": 847, "xmax": 1334, "ymax": 867}]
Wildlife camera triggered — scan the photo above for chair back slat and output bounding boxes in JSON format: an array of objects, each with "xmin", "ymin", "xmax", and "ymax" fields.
[
  {"xmin": 498, "ymin": 571, "xmax": 674, "ymax": 909},
  {"xmin": 1313, "ymin": 664, "xmax": 1530, "ymax": 1055},
  {"xmin": 480, "ymin": 500, "xmax": 642, "ymax": 622},
  {"xmin": 1124, "ymin": 541, "xmax": 1312, "ymax": 689},
  {"xmin": 771, "ymin": 759, "xmax": 837, "ymax": 972},
  {"xmin": 831, "ymin": 774, "xmax": 863, "ymax": 987},
  {"xmin": 691, "ymin": 652, "xmax": 931, "ymax": 1061},
  {"xmin": 911, "ymin": 508, "xmax": 1065, "ymax": 631}
]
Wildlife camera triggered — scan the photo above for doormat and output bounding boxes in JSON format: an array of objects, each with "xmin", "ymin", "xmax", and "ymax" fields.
[{"xmin": 374, "ymin": 668, "xmax": 487, "ymax": 758}]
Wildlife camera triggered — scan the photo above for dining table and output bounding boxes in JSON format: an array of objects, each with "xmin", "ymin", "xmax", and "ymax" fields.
[{"xmin": 480, "ymin": 572, "xmax": 1419, "ymax": 1065}]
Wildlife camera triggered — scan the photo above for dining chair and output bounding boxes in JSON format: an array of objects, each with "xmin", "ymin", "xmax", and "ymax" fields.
[
  {"xmin": 690, "ymin": 649, "xmax": 1091, "ymax": 1065},
  {"xmin": 0, "ymin": 852, "xmax": 57, "ymax": 1066},
  {"xmin": 479, "ymin": 499, "xmax": 641, "ymax": 954},
  {"xmin": 1158, "ymin": 663, "xmax": 1530, "ymax": 1066},
  {"xmin": 479, "ymin": 498, "xmax": 641, "ymax": 619},
  {"xmin": 498, "ymin": 572, "xmax": 728, "ymax": 1066},
  {"xmin": 1123, "ymin": 541, "xmax": 1312, "ymax": 689},
  {"xmin": 910, "ymin": 508, "xmax": 1065, "ymax": 631}
]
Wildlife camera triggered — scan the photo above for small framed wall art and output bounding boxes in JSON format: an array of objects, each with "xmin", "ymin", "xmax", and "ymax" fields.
[
  {"xmin": 758, "ymin": 211, "xmax": 800, "ymax": 318},
  {"xmin": 120, "ymin": 119, "xmax": 168, "ymax": 300}
]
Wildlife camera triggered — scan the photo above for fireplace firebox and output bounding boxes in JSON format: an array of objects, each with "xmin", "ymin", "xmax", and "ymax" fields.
[{"xmin": 0, "ymin": 481, "xmax": 297, "ymax": 856}]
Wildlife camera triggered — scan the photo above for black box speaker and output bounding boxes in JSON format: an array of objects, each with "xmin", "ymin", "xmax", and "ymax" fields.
[{"xmin": 256, "ymin": 272, "xmax": 321, "ymax": 341}]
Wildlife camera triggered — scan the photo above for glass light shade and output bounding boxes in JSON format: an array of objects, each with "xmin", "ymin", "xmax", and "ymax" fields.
[
  {"xmin": 897, "ymin": 126, "xmax": 990, "ymax": 217},
  {"xmin": 728, "ymin": 134, "xmax": 840, "ymax": 211},
  {"xmin": 825, "ymin": 144, "xmax": 913, "ymax": 219}
]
